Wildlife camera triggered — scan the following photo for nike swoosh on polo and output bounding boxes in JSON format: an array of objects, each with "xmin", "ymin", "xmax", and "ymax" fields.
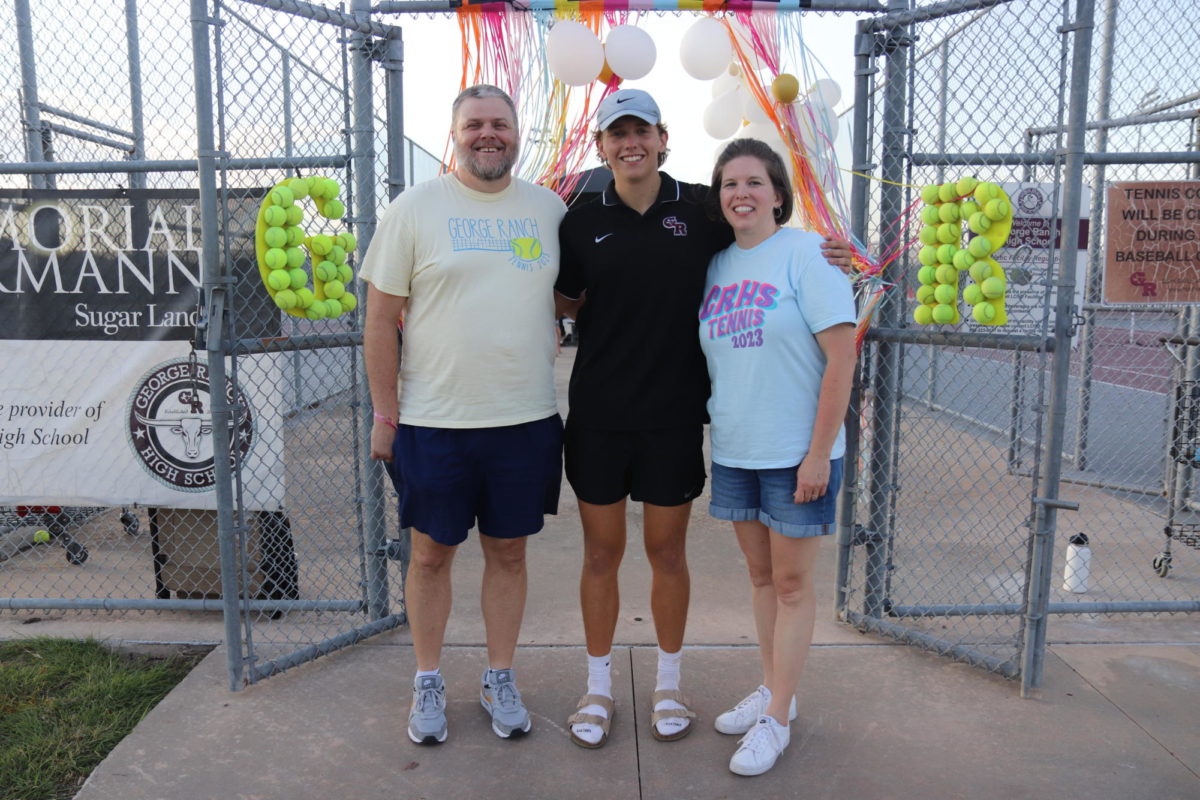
[{"xmin": 594, "ymin": 233, "xmax": 614, "ymax": 243}]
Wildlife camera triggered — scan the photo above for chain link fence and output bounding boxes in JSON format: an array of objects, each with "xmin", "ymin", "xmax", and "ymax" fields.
[
  {"xmin": 1, "ymin": 0, "xmax": 442, "ymax": 687},
  {"xmin": 839, "ymin": 0, "xmax": 1199, "ymax": 693}
]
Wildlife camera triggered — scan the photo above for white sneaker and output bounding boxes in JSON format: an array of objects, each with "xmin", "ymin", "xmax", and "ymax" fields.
[
  {"xmin": 729, "ymin": 715, "xmax": 791, "ymax": 776},
  {"xmin": 714, "ymin": 685, "xmax": 797, "ymax": 735}
]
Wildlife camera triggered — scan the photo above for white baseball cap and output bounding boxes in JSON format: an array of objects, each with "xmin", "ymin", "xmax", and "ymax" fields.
[{"xmin": 596, "ymin": 89, "xmax": 662, "ymax": 131}]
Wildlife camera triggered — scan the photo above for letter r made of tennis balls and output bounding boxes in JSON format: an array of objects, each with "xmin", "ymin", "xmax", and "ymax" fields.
[
  {"xmin": 256, "ymin": 176, "xmax": 359, "ymax": 321},
  {"xmin": 913, "ymin": 177, "xmax": 1012, "ymax": 326}
]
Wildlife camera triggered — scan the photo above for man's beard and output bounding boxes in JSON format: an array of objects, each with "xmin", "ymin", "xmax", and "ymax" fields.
[{"xmin": 457, "ymin": 143, "xmax": 518, "ymax": 182}]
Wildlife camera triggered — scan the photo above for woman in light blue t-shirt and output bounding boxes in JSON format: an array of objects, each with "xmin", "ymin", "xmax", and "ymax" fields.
[{"xmin": 698, "ymin": 138, "xmax": 856, "ymax": 777}]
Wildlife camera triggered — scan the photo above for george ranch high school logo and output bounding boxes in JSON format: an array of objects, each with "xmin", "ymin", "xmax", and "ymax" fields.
[{"xmin": 125, "ymin": 358, "xmax": 254, "ymax": 492}]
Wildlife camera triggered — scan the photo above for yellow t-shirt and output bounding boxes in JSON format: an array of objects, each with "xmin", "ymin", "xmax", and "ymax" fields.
[{"xmin": 360, "ymin": 173, "xmax": 566, "ymax": 428}]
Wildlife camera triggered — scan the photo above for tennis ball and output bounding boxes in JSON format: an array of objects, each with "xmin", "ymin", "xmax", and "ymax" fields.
[
  {"xmin": 328, "ymin": 245, "xmax": 347, "ymax": 266},
  {"xmin": 286, "ymin": 226, "xmax": 305, "ymax": 247},
  {"xmin": 916, "ymin": 284, "xmax": 936, "ymax": 304},
  {"xmin": 918, "ymin": 266, "xmax": 937, "ymax": 285},
  {"xmin": 919, "ymin": 226, "xmax": 939, "ymax": 247},
  {"xmin": 938, "ymin": 203, "xmax": 960, "ymax": 223},
  {"xmin": 306, "ymin": 301, "xmax": 327, "ymax": 320},
  {"xmin": 274, "ymin": 289, "xmax": 298, "ymax": 310},
  {"xmin": 974, "ymin": 182, "xmax": 1000, "ymax": 204},
  {"xmin": 323, "ymin": 198, "xmax": 346, "ymax": 220},
  {"xmin": 936, "ymin": 264, "xmax": 957, "ymax": 285},
  {"xmin": 267, "ymin": 269, "xmax": 291, "ymax": 291},
  {"xmin": 264, "ymin": 247, "xmax": 287, "ymax": 270},
  {"xmin": 969, "ymin": 261, "xmax": 992, "ymax": 282},
  {"xmin": 264, "ymin": 226, "xmax": 287, "ymax": 249},
  {"xmin": 921, "ymin": 206, "xmax": 941, "ymax": 225},
  {"xmin": 263, "ymin": 205, "xmax": 287, "ymax": 227},
  {"xmin": 932, "ymin": 303, "xmax": 956, "ymax": 324},
  {"xmin": 955, "ymin": 176, "xmax": 978, "ymax": 196},
  {"xmin": 967, "ymin": 212, "xmax": 989, "ymax": 235},
  {"xmin": 285, "ymin": 246, "xmax": 306, "ymax": 268},
  {"xmin": 938, "ymin": 182, "xmax": 958, "ymax": 202},
  {"xmin": 336, "ymin": 264, "xmax": 353, "ymax": 283},
  {"xmin": 339, "ymin": 293, "xmax": 358, "ymax": 313},
  {"xmin": 973, "ymin": 302, "xmax": 996, "ymax": 323},
  {"xmin": 968, "ymin": 235, "xmax": 994, "ymax": 258},
  {"xmin": 340, "ymin": 232, "xmax": 357, "ymax": 252},
  {"xmin": 771, "ymin": 73, "xmax": 800, "ymax": 104},
  {"xmin": 918, "ymin": 245, "xmax": 938, "ymax": 266},
  {"xmin": 285, "ymin": 205, "xmax": 304, "ymax": 226},
  {"xmin": 317, "ymin": 178, "xmax": 339, "ymax": 199},
  {"xmin": 315, "ymin": 260, "xmax": 337, "ymax": 282},
  {"xmin": 288, "ymin": 268, "xmax": 308, "ymax": 289},
  {"xmin": 921, "ymin": 185, "xmax": 941, "ymax": 205},
  {"xmin": 295, "ymin": 287, "xmax": 315, "ymax": 308},
  {"xmin": 287, "ymin": 177, "xmax": 310, "ymax": 198},
  {"xmin": 982, "ymin": 276, "xmax": 1006, "ymax": 298},
  {"xmin": 953, "ymin": 249, "xmax": 975, "ymax": 271},
  {"xmin": 937, "ymin": 223, "xmax": 960, "ymax": 244},
  {"xmin": 33, "ymin": 529, "xmax": 50, "ymax": 543},
  {"xmin": 323, "ymin": 279, "xmax": 345, "ymax": 299},
  {"xmin": 268, "ymin": 185, "xmax": 294, "ymax": 207},
  {"xmin": 934, "ymin": 283, "xmax": 957, "ymax": 305},
  {"xmin": 310, "ymin": 234, "xmax": 333, "ymax": 256},
  {"xmin": 936, "ymin": 244, "xmax": 956, "ymax": 264},
  {"xmin": 959, "ymin": 200, "xmax": 980, "ymax": 219},
  {"xmin": 963, "ymin": 284, "xmax": 984, "ymax": 305},
  {"xmin": 914, "ymin": 304, "xmax": 934, "ymax": 325},
  {"xmin": 984, "ymin": 198, "xmax": 1011, "ymax": 221}
]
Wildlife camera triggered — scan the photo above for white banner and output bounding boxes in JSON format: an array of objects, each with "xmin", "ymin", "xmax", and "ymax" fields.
[{"xmin": 0, "ymin": 191, "xmax": 285, "ymax": 509}]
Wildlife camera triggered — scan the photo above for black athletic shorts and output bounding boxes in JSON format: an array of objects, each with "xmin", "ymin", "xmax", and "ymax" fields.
[{"xmin": 563, "ymin": 419, "xmax": 705, "ymax": 507}]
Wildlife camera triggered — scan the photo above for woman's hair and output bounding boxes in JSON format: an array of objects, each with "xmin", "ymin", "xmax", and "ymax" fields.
[
  {"xmin": 592, "ymin": 122, "xmax": 670, "ymax": 167},
  {"xmin": 706, "ymin": 138, "xmax": 793, "ymax": 225}
]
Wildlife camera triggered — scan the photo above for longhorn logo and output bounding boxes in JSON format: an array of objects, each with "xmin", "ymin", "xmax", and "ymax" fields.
[{"xmin": 126, "ymin": 358, "xmax": 253, "ymax": 492}]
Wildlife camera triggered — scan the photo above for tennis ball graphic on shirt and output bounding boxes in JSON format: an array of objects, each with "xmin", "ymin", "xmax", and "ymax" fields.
[{"xmin": 510, "ymin": 237, "xmax": 543, "ymax": 261}]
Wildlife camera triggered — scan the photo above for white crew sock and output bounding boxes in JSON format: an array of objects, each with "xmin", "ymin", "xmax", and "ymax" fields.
[
  {"xmin": 571, "ymin": 652, "xmax": 612, "ymax": 745},
  {"xmin": 654, "ymin": 647, "xmax": 689, "ymax": 737},
  {"xmin": 415, "ymin": 667, "xmax": 440, "ymax": 679}
]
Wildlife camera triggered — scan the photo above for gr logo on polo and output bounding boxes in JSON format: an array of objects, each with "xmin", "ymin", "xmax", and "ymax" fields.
[{"xmin": 126, "ymin": 358, "xmax": 254, "ymax": 492}]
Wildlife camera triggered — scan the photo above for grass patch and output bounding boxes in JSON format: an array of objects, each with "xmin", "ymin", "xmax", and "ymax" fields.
[{"xmin": 0, "ymin": 638, "xmax": 208, "ymax": 800}]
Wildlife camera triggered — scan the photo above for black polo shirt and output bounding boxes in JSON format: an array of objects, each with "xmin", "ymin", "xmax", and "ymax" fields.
[{"xmin": 556, "ymin": 173, "xmax": 734, "ymax": 431}]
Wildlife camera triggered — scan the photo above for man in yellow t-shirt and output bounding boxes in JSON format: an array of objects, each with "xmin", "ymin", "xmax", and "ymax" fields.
[{"xmin": 361, "ymin": 84, "xmax": 566, "ymax": 746}]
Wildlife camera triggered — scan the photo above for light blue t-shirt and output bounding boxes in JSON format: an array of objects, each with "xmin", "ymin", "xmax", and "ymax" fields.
[{"xmin": 698, "ymin": 227, "xmax": 856, "ymax": 469}]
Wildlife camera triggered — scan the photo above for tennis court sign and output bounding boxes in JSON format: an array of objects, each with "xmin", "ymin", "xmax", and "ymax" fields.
[
  {"xmin": 1103, "ymin": 181, "xmax": 1200, "ymax": 304},
  {"xmin": 0, "ymin": 190, "xmax": 285, "ymax": 509}
]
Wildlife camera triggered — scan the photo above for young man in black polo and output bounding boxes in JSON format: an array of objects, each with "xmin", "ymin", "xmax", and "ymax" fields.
[{"xmin": 556, "ymin": 89, "xmax": 853, "ymax": 747}]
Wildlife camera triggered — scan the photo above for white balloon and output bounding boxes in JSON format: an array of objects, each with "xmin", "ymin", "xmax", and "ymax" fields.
[
  {"xmin": 711, "ymin": 70, "xmax": 741, "ymax": 99},
  {"xmin": 737, "ymin": 121, "xmax": 779, "ymax": 144},
  {"xmin": 680, "ymin": 18, "xmax": 732, "ymax": 80},
  {"xmin": 743, "ymin": 94, "xmax": 771, "ymax": 126},
  {"xmin": 604, "ymin": 25, "xmax": 656, "ymax": 81},
  {"xmin": 703, "ymin": 88, "xmax": 745, "ymax": 140},
  {"xmin": 809, "ymin": 78, "xmax": 842, "ymax": 108},
  {"xmin": 547, "ymin": 20, "xmax": 604, "ymax": 87}
]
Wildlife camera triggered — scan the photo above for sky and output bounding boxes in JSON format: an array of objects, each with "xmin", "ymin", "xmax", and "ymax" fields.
[{"xmin": 393, "ymin": 13, "xmax": 858, "ymax": 187}]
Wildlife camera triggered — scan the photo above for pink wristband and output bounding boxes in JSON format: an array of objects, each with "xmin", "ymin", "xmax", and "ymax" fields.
[{"xmin": 373, "ymin": 411, "xmax": 398, "ymax": 430}]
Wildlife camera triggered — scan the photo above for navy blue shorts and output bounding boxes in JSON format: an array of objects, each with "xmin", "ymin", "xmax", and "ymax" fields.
[
  {"xmin": 388, "ymin": 414, "xmax": 563, "ymax": 546},
  {"xmin": 709, "ymin": 458, "xmax": 843, "ymax": 538}
]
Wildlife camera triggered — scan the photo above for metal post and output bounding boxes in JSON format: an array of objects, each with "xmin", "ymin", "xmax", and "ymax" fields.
[
  {"xmin": 384, "ymin": 29, "xmax": 406, "ymax": 200},
  {"xmin": 15, "ymin": 0, "xmax": 47, "ymax": 190},
  {"xmin": 351, "ymin": 0, "xmax": 390, "ymax": 621},
  {"xmin": 862, "ymin": 0, "xmax": 911, "ymax": 619},
  {"xmin": 926, "ymin": 39, "xmax": 950, "ymax": 407},
  {"xmin": 125, "ymin": 0, "xmax": 147, "ymax": 193},
  {"xmin": 191, "ymin": 0, "xmax": 244, "ymax": 691},
  {"xmin": 1072, "ymin": 0, "xmax": 1118, "ymax": 471},
  {"xmin": 1021, "ymin": 0, "xmax": 1096, "ymax": 696},
  {"xmin": 837, "ymin": 24, "xmax": 878, "ymax": 616}
]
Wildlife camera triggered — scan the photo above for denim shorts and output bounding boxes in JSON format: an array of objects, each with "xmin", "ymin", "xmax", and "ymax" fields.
[
  {"xmin": 709, "ymin": 458, "xmax": 843, "ymax": 538},
  {"xmin": 388, "ymin": 414, "xmax": 563, "ymax": 546}
]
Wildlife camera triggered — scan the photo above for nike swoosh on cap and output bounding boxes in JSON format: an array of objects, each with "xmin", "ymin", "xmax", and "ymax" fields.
[{"xmin": 616, "ymin": 97, "xmax": 631, "ymax": 103}]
